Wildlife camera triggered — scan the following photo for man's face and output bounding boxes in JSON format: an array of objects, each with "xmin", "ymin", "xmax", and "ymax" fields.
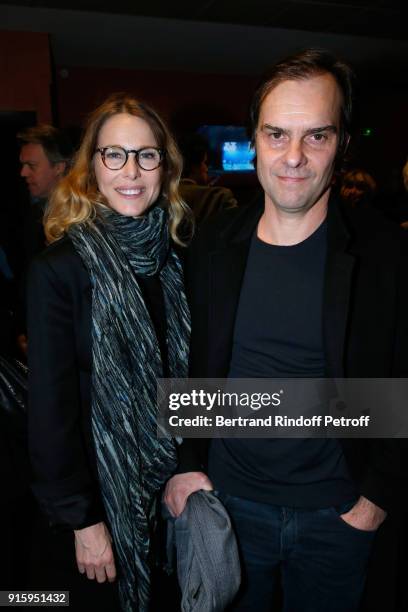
[
  {"xmin": 20, "ymin": 143, "xmax": 65, "ymax": 199},
  {"xmin": 190, "ymin": 154, "xmax": 209, "ymax": 185},
  {"xmin": 255, "ymin": 73, "xmax": 343, "ymax": 215}
]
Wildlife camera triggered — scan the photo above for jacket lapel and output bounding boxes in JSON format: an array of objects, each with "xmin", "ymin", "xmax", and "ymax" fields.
[
  {"xmin": 207, "ymin": 201, "xmax": 263, "ymax": 376},
  {"xmin": 323, "ymin": 199, "xmax": 356, "ymax": 377}
]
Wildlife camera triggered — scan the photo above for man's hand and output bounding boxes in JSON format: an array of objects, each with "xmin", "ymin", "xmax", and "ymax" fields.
[
  {"xmin": 164, "ymin": 472, "xmax": 213, "ymax": 517},
  {"xmin": 74, "ymin": 521, "xmax": 116, "ymax": 583},
  {"xmin": 340, "ymin": 495, "xmax": 387, "ymax": 531}
]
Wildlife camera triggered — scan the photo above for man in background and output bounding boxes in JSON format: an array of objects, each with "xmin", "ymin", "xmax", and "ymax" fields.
[
  {"xmin": 12, "ymin": 125, "xmax": 73, "ymax": 354},
  {"xmin": 179, "ymin": 133, "xmax": 237, "ymax": 223},
  {"xmin": 18, "ymin": 125, "xmax": 73, "ymax": 263}
]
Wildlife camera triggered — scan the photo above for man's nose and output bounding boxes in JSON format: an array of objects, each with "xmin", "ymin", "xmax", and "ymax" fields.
[
  {"xmin": 20, "ymin": 165, "xmax": 29, "ymax": 177},
  {"xmin": 283, "ymin": 140, "xmax": 306, "ymax": 168}
]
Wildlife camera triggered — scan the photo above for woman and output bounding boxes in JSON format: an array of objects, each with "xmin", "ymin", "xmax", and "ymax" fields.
[{"xmin": 27, "ymin": 93, "xmax": 191, "ymax": 611}]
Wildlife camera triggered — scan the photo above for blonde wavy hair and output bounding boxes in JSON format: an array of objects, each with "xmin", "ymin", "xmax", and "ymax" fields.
[{"xmin": 45, "ymin": 93, "xmax": 192, "ymax": 245}]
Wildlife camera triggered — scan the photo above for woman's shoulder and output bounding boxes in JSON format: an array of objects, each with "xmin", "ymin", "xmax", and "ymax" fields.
[
  {"xmin": 36, "ymin": 235, "xmax": 79, "ymax": 265},
  {"xmin": 29, "ymin": 235, "xmax": 89, "ymax": 287}
]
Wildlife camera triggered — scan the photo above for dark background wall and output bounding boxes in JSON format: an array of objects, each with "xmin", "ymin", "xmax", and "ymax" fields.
[
  {"xmin": 0, "ymin": 30, "xmax": 52, "ymax": 123},
  {"xmin": 1, "ymin": 1, "xmax": 407, "ymax": 194},
  {"xmin": 55, "ymin": 66, "xmax": 257, "ymax": 130}
]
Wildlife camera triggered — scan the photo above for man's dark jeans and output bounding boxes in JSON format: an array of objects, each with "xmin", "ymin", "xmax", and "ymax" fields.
[{"xmin": 220, "ymin": 493, "xmax": 376, "ymax": 612}]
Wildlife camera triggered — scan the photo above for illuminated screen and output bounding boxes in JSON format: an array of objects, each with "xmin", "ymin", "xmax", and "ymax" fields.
[
  {"xmin": 222, "ymin": 141, "xmax": 255, "ymax": 171},
  {"xmin": 197, "ymin": 125, "xmax": 255, "ymax": 174}
]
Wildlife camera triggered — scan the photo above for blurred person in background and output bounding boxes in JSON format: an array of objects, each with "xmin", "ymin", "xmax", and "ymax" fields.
[
  {"xmin": 389, "ymin": 158, "xmax": 408, "ymax": 228},
  {"xmin": 15, "ymin": 126, "xmax": 73, "ymax": 356},
  {"xmin": 340, "ymin": 168, "xmax": 377, "ymax": 207},
  {"xmin": 18, "ymin": 124, "xmax": 73, "ymax": 263},
  {"xmin": 179, "ymin": 133, "xmax": 237, "ymax": 223}
]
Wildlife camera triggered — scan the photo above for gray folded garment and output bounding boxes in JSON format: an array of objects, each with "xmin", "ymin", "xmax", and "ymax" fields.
[{"xmin": 169, "ymin": 490, "xmax": 241, "ymax": 612}]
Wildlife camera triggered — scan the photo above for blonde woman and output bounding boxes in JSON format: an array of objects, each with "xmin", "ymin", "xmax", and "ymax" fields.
[{"xmin": 27, "ymin": 93, "xmax": 191, "ymax": 611}]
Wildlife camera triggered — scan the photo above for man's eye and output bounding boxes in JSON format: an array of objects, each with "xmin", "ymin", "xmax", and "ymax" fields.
[
  {"xmin": 270, "ymin": 132, "xmax": 284, "ymax": 140},
  {"xmin": 310, "ymin": 133, "xmax": 327, "ymax": 142}
]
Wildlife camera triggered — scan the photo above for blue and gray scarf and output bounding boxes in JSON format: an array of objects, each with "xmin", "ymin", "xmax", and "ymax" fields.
[{"xmin": 69, "ymin": 203, "xmax": 190, "ymax": 611}]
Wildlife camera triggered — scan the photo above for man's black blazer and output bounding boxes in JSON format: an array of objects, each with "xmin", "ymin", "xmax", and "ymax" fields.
[{"xmin": 179, "ymin": 195, "xmax": 408, "ymax": 512}]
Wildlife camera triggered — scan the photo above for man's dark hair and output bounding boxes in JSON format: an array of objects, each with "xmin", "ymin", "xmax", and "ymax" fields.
[
  {"xmin": 249, "ymin": 48, "xmax": 355, "ymax": 160},
  {"xmin": 17, "ymin": 124, "xmax": 73, "ymax": 166}
]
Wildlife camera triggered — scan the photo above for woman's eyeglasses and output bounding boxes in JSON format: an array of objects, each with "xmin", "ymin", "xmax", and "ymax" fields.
[{"xmin": 95, "ymin": 146, "xmax": 164, "ymax": 171}]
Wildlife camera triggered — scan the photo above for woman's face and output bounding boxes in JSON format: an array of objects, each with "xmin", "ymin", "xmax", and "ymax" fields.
[{"xmin": 94, "ymin": 113, "xmax": 162, "ymax": 217}]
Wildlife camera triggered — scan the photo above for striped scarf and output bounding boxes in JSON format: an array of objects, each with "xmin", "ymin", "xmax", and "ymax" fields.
[{"xmin": 69, "ymin": 203, "xmax": 190, "ymax": 611}]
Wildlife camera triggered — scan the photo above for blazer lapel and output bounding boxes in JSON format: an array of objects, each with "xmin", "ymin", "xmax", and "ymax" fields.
[
  {"xmin": 207, "ymin": 201, "xmax": 263, "ymax": 376},
  {"xmin": 207, "ymin": 243, "xmax": 251, "ymax": 376},
  {"xmin": 323, "ymin": 199, "xmax": 356, "ymax": 377}
]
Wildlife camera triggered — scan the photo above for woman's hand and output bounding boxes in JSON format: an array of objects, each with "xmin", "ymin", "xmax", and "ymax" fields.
[
  {"xmin": 164, "ymin": 472, "xmax": 213, "ymax": 517},
  {"xmin": 74, "ymin": 522, "xmax": 116, "ymax": 583}
]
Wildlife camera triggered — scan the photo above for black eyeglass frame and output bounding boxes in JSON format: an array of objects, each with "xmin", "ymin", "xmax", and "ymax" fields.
[{"xmin": 95, "ymin": 146, "xmax": 165, "ymax": 171}]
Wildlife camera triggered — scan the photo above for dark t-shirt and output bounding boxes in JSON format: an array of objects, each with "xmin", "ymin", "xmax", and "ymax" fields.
[
  {"xmin": 209, "ymin": 220, "xmax": 356, "ymax": 508},
  {"xmin": 138, "ymin": 274, "xmax": 168, "ymax": 376}
]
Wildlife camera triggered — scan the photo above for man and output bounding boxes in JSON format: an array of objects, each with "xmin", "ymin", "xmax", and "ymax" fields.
[
  {"xmin": 3, "ymin": 125, "xmax": 72, "ymax": 280},
  {"xmin": 17, "ymin": 125, "xmax": 72, "ymax": 261},
  {"xmin": 179, "ymin": 133, "xmax": 237, "ymax": 223},
  {"xmin": 165, "ymin": 49, "xmax": 407, "ymax": 611},
  {"xmin": 5, "ymin": 125, "xmax": 73, "ymax": 355},
  {"xmin": 19, "ymin": 124, "xmax": 72, "ymax": 200}
]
